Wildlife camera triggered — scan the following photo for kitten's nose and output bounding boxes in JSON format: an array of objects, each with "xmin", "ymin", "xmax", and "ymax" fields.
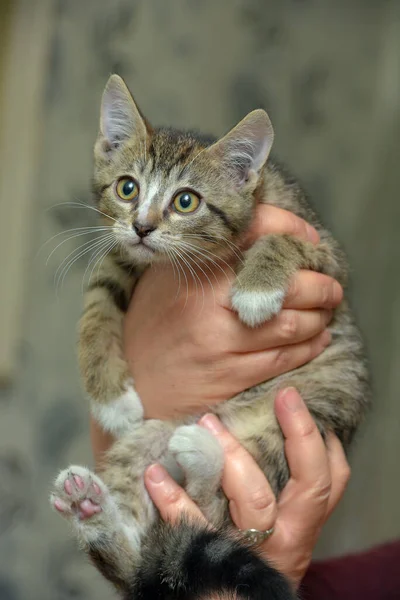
[{"xmin": 133, "ymin": 222, "xmax": 155, "ymax": 238}]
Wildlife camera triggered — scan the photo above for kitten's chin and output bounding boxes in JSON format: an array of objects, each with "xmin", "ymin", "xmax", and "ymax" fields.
[{"xmin": 124, "ymin": 242, "xmax": 156, "ymax": 265}]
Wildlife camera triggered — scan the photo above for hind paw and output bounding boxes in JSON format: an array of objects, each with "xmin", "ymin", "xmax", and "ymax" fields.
[
  {"xmin": 169, "ymin": 425, "xmax": 224, "ymax": 482},
  {"xmin": 50, "ymin": 466, "xmax": 108, "ymax": 521}
]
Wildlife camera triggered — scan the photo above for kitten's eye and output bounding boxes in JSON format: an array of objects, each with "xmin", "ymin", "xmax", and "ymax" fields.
[
  {"xmin": 116, "ymin": 177, "xmax": 140, "ymax": 202},
  {"xmin": 173, "ymin": 191, "xmax": 201, "ymax": 214}
]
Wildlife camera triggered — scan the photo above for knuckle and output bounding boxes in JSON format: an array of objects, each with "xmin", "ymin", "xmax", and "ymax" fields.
[
  {"xmin": 165, "ymin": 486, "xmax": 184, "ymax": 507},
  {"xmin": 310, "ymin": 336, "xmax": 324, "ymax": 359},
  {"xmin": 273, "ymin": 348, "xmax": 291, "ymax": 373},
  {"xmin": 222, "ymin": 436, "xmax": 244, "ymax": 458},
  {"xmin": 338, "ymin": 464, "xmax": 351, "ymax": 487},
  {"xmin": 246, "ymin": 486, "xmax": 275, "ymax": 512},
  {"xmin": 312, "ymin": 479, "xmax": 332, "ymax": 503},
  {"xmin": 298, "ymin": 419, "xmax": 317, "ymax": 440},
  {"xmin": 279, "ymin": 311, "xmax": 298, "ymax": 340},
  {"xmin": 320, "ymin": 283, "xmax": 331, "ymax": 307},
  {"xmin": 288, "ymin": 213, "xmax": 303, "ymax": 237},
  {"xmin": 286, "ymin": 275, "xmax": 299, "ymax": 305}
]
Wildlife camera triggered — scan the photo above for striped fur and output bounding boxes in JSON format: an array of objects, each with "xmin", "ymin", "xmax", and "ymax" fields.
[{"xmin": 51, "ymin": 75, "xmax": 370, "ymax": 599}]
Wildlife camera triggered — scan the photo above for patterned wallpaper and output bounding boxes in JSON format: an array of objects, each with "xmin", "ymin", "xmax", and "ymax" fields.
[{"xmin": 0, "ymin": 1, "xmax": 399, "ymax": 598}]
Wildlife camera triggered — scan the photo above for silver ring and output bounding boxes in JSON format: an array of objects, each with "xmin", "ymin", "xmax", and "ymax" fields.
[{"xmin": 238, "ymin": 527, "xmax": 275, "ymax": 546}]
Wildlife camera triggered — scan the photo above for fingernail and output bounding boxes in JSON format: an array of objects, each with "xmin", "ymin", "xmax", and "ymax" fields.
[
  {"xmin": 147, "ymin": 464, "xmax": 166, "ymax": 484},
  {"xmin": 280, "ymin": 387, "xmax": 303, "ymax": 412},
  {"xmin": 199, "ymin": 413, "xmax": 224, "ymax": 435},
  {"xmin": 306, "ymin": 224, "xmax": 320, "ymax": 244},
  {"xmin": 321, "ymin": 330, "xmax": 332, "ymax": 347}
]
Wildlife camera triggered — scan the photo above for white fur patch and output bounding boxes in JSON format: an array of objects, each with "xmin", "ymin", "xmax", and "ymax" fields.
[
  {"xmin": 168, "ymin": 425, "xmax": 224, "ymax": 481},
  {"xmin": 121, "ymin": 521, "xmax": 142, "ymax": 552},
  {"xmin": 138, "ymin": 178, "xmax": 161, "ymax": 222},
  {"xmin": 231, "ymin": 288, "xmax": 285, "ymax": 327},
  {"xmin": 91, "ymin": 384, "xmax": 143, "ymax": 437}
]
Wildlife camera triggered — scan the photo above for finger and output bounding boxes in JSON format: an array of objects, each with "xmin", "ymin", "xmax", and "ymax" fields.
[
  {"xmin": 243, "ymin": 205, "xmax": 320, "ymax": 247},
  {"xmin": 275, "ymin": 388, "xmax": 330, "ymax": 493},
  {"xmin": 232, "ymin": 330, "xmax": 331, "ymax": 389},
  {"xmin": 284, "ymin": 271, "xmax": 343, "ymax": 310},
  {"xmin": 145, "ymin": 464, "xmax": 207, "ymax": 525},
  {"xmin": 325, "ymin": 433, "xmax": 351, "ymax": 517},
  {"xmin": 232, "ymin": 309, "xmax": 332, "ymax": 353},
  {"xmin": 200, "ymin": 414, "xmax": 277, "ymax": 531}
]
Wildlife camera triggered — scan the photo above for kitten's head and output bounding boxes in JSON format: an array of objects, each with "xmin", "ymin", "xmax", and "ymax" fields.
[{"xmin": 93, "ymin": 75, "xmax": 274, "ymax": 266}]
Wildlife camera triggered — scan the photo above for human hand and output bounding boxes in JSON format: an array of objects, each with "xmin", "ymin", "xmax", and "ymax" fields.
[
  {"xmin": 123, "ymin": 204, "xmax": 343, "ymax": 420},
  {"xmin": 144, "ymin": 387, "xmax": 350, "ymax": 589}
]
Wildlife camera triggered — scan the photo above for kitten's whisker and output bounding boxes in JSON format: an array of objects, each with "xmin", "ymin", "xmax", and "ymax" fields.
[
  {"xmin": 218, "ymin": 236, "xmax": 244, "ymax": 264},
  {"xmin": 48, "ymin": 201, "xmax": 119, "ymax": 224},
  {"xmin": 164, "ymin": 247, "xmax": 180, "ymax": 294},
  {"xmin": 37, "ymin": 226, "xmax": 113, "ymax": 260},
  {"xmin": 178, "ymin": 235, "xmax": 241, "ymax": 270},
  {"xmin": 45, "ymin": 228, "xmax": 113, "ymax": 266},
  {"xmin": 172, "ymin": 242, "xmax": 220, "ymax": 287},
  {"xmin": 165, "ymin": 247, "xmax": 182, "ymax": 300},
  {"xmin": 173, "ymin": 240, "xmax": 234, "ymax": 285},
  {"xmin": 180, "ymin": 251, "xmax": 217, "ymax": 309},
  {"xmin": 88, "ymin": 239, "xmax": 118, "ymax": 289},
  {"xmin": 55, "ymin": 234, "xmax": 115, "ymax": 296},
  {"xmin": 172, "ymin": 245, "xmax": 203, "ymax": 309},
  {"xmin": 82, "ymin": 236, "xmax": 116, "ymax": 292},
  {"xmin": 172, "ymin": 245, "xmax": 211, "ymax": 310},
  {"xmin": 179, "ymin": 233, "xmax": 244, "ymax": 264},
  {"xmin": 71, "ymin": 199, "xmax": 120, "ymax": 224},
  {"xmin": 170, "ymin": 247, "xmax": 190, "ymax": 309},
  {"xmin": 55, "ymin": 234, "xmax": 113, "ymax": 287},
  {"xmin": 56, "ymin": 237, "xmax": 115, "ymax": 297}
]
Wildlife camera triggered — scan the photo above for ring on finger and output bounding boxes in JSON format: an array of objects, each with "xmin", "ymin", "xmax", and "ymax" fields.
[{"xmin": 238, "ymin": 527, "xmax": 275, "ymax": 546}]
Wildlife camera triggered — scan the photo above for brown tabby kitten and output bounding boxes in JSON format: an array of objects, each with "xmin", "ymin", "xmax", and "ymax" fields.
[{"xmin": 50, "ymin": 75, "xmax": 369, "ymax": 600}]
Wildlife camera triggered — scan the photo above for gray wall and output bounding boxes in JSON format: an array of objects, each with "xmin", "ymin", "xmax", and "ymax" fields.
[{"xmin": 1, "ymin": 1, "xmax": 399, "ymax": 598}]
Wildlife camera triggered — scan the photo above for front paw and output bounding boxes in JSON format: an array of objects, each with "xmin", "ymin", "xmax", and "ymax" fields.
[
  {"xmin": 91, "ymin": 383, "xmax": 144, "ymax": 437},
  {"xmin": 231, "ymin": 286, "xmax": 285, "ymax": 327}
]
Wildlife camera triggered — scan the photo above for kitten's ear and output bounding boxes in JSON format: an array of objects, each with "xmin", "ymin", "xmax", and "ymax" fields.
[
  {"xmin": 207, "ymin": 110, "xmax": 274, "ymax": 185},
  {"xmin": 98, "ymin": 75, "xmax": 149, "ymax": 152}
]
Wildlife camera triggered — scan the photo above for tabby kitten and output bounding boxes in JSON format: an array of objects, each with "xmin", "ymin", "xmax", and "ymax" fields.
[{"xmin": 50, "ymin": 75, "xmax": 369, "ymax": 600}]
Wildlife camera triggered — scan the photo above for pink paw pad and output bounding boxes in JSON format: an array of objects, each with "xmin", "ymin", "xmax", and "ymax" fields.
[
  {"xmin": 64, "ymin": 478, "xmax": 73, "ymax": 495},
  {"xmin": 73, "ymin": 475, "xmax": 85, "ymax": 490},
  {"xmin": 54, "ymin": 498, "xmax": 70, "ymax": 513},
  {"xmin": 52, "ymin": 467, "xmax": 106, "ymax": 521},
  {"xmin": 78, "ymin": 498, "xmax": 102, "ymax": 519}
]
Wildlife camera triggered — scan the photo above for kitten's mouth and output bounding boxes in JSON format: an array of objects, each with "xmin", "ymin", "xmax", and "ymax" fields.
[{"xmin": 129, "ymin": 239, "xmax": 155, "ymax": 253}]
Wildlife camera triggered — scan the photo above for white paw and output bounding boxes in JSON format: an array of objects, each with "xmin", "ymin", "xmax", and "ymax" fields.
[
  {"xmin": 168, "ymin": 425, "xmax": 224, "ymax": 481},
  {"xmin": 50, "ymin": 465, "xmax": 110, "ymax": 521},
  {"xmin": 231, "ymin": 288, "xmax": 285, "ymax": 327},
  {"xmin": 91, "ymin": 383, "xmax": 143, "ymax": 437}
]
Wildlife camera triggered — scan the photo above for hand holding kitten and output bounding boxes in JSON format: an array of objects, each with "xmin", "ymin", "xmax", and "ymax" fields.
[
  {"xmin": 122, "ymin": 204, "xmax": 342, "ymax": 421},
  {"xmin": 144, "ymin": 388, "xmax": 350, "ymax": 590}
]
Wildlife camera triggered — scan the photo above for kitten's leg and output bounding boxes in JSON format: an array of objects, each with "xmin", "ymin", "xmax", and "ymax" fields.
[
  {"xmin": 231, "ymin": 234, "xmax": 343, "ymax": 327},
  {"xmin": 50, "ymin": 465, "xmax": 141, "ymax": 591},
  {"xmin": 168, "ymin": 425, "xmax": 226, "ymax": 522},
  {"xmin": 80, "ymin": 257, "xmax": 142, "ymax": 437}
]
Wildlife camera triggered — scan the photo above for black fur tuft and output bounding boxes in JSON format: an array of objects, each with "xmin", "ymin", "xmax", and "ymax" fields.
[{"xmin": 127, "ymin": 519, "xmax": 295, "ymax": 600}]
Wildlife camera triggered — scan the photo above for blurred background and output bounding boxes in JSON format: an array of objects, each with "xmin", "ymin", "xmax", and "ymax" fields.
[{"xmin": 0, "ymin": 0, "xmax": 399, "ymax": 598}]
